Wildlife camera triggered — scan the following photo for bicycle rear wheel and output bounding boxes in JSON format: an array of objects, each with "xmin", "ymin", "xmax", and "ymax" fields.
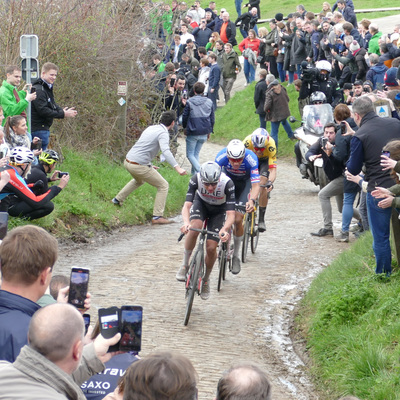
[
  {"xmin": 217, "ymin": 244, "xmax": 227, "ymax": 292},
  {"xmin": 184, "ymin": 251, "xmax": 202, "ymax": 326},
  {"xmin": 241, "ymin": 214, "xmax": 250, "ymax": 263},
  {"xmin": 251, "ymin": 209, "xmax": 260, "ymax": 253}
]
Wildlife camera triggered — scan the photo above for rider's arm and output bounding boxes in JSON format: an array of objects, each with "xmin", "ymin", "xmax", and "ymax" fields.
[
  {"xmin": 268, "ymin": 167, "xmax": 277, "ymax": 185},
  {"xmin": 221, "ymin": 210, "xmax": 235, "ymax": 234},
  {"xmin": 181, "ymin": 201, "xmax": 192, "ymax": 226}
]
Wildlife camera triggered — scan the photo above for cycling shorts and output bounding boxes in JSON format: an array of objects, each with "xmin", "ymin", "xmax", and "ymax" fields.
[
  {"xmin": 189, "ymin": 198, "xmax": 226, "ymax": 242},
  {"xmin": 258, "ymin": 159, "xmax": 270, "ymax": 177}
]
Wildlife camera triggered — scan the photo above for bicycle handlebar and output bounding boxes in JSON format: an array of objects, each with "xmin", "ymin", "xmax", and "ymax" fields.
[{"xmin": 178, "ymin": 227, "xmax": 221, "ymax": 242}]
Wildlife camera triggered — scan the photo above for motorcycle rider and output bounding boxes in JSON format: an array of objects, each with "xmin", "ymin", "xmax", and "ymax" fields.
[
  {"xmin": 306, "ymin": 123, "xmax": 345, "ymax": 237},
  {"xmin": 299, "ymin": 60, "xmax": 343, "ymax": 107},
  {"xmin": 294, "ymin": 91, "xmax": 328, "ymax": 178}
]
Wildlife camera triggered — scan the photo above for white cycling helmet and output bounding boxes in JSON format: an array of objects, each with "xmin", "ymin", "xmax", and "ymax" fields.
[
  {"xmin": 316, "ymin": 60, "xmax": 332, "ymax": 73},
  {"xmin": 226, "ymin": 139, "xmax": 246, "ymax": 159},
  {"xmin": 200, "ymin": 161, "xmax": 221, "ymax": 184},
  {"xmin": 9, "ymin": 146, "xmax": 34, "ymax": 165},
  {"xmin": 251, "ymin": 128, "xmax": 270, "ymax": 148}
]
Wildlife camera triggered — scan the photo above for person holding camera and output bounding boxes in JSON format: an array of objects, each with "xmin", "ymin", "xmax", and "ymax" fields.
[
  {"xmin": 307, "ymin": 123, "xmax": 345, "ymax": 237},
  {"xmin": 25, "ymin": 150, "xmax": 66, "ymax": 196},
  {"xmin": 0, "ymin": 147, "xmax": 69, "ymax": 220},
  {"xmin": 0, "ymin": 65, "xmax": 37, "ymax": 126}
]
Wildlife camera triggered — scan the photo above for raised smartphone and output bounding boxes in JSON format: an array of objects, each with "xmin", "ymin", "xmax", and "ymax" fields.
[
  {"xmin": 67, "ymin": 267, "xmax": 90, "ymax": 309},
  {"xmin": 98, "ymin": 306, "xmax": 120, "ymax": 352},
  {"xmin": 119, "ymin": 306, "xmax": 143, "ymax": 353},
  {"xmin": 83, "ymin": 313, "xmax": 90, "ymax": 335}
]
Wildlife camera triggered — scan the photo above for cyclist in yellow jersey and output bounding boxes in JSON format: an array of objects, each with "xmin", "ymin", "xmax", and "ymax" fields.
[{"xmin": 243, "ymin": 128, "xmax": 277, "ymax": 232}]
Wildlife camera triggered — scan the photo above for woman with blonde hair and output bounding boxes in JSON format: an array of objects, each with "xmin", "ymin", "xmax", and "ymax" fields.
[
  {"xmin": 205, "ymin": 31, "xmax": 220, "ymax": 52},
  {"xmin": 257, "ymin": 27, "xmax": 269, "ymax": 70}
]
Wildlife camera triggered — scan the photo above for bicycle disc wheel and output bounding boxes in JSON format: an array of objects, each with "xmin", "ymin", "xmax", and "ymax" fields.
[
  {"xmin": 242, "ymin": 214, "xmax": 250, "ymax": 263},
  {"xmin": 218, "ymin": 246, "xmax": 227, "ymax": 292},
  {"xmin": 251, "ymin": 210, "xmax": 260, "ymax": 253},
  {"xmin": 184, "ymin": 251, "xmax": 201, "ymax": 326}
]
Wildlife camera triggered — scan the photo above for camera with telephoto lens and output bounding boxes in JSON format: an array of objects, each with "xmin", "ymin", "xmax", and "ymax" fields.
[{"xmin": 301, "ymin": 61, "xmax": 318, "ymax": 82}]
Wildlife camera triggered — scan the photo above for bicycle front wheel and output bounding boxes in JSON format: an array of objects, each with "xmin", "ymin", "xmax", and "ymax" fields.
[
  {"xmin": 251, "ymin": 209, "xmax": 260, "ymax": 253},
  {"xmin": 217, "ymin": 245, "xmax": 227, "ymax": 292},
  {"xmin": 184, "ymin": 251, "xmax": 201, "ymax": 326},
  {"xmin": 242, "ymin": 214, "xmax": 251, "ymax": 263}
]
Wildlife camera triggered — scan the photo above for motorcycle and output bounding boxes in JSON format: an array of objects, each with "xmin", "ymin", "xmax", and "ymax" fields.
[{"xmin": 289, "ymin": 103, "xmax": 334, "ymax": 189}]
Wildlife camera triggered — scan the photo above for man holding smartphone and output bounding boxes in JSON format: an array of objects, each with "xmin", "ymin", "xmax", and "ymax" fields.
[{"xmin": 0, "ymin": 65, "xmax": 37, "ymax": 125}]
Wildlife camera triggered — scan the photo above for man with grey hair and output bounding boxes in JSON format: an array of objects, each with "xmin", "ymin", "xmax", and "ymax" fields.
[
  {"xmin": 346, "ymin": 96, "xmax": 400, "ymax": 276},
  {"xmin": 216, "ymin": 362, "xmax": 272, "ymax": 399},
  {"xmin": 0, "ymin": 303, "xmax": 120, "ymax": 399},
  {"xmin": 219, "ymin": 12, "xmax": 237, "ymax": 46},
  {"xmin": 368, "ymin": 23, "xmax": 382, "ymax": 55},
  {"xmin": 366, "ymin": 53, "xmax": 388, "ymax": 89}
]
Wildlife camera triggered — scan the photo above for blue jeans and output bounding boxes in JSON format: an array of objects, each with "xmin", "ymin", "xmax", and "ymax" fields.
[
  {"xmin": 240, "ymin": 29, "xmax": 248, "ymax": 38},
  {"xmin": 296, "ymin": 64, "xmax": 302, "ymax": 78},
  {"xmin": 244, "ymin": 59, "xmax": 255, "ymax": 83},
  {"xmin": 235, "ymin": 0, "xmax": 242, "ymax": 16},
  {"xmin": 32, "ymin": 130, "xmax": 50, "ymax": 150},
  {"xmin": 207, "ymin": 89, "xmax": 218, "ymax": 110},
  {"xmin": 288, "ymin": 70, "xmax": 295, "ymax": 84},
  {"xmin": 342, "ymin": 191, "xmax": 358, "ymax": 232},
  {"xmin": 367, "ymin": 192, "xmax": 392, "ymax": 275},
  {"xmin": 277, "ymin": 62, "xmax": 286, "ymax": 83},
  {"xmin": 186, "ymin": 134, "xmax": 208, "ymax": 174},
  {"xmin": 270, "ymin": 119, "xmax": 295, "ymax": 148},
  {"xmin": 259, "ymin": 114, "xmax": 266, "ymax": 129}
]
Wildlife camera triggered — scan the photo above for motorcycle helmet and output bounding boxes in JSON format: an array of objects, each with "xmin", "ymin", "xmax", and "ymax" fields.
[
  {"xmin": 200, "ymin": 162, "xmax": 221, "ymax": 184},
  {"xmin": 9, "ymin": 147, "xmax": 34, "ymax": 165},
  {"xmin": 316, "ymin": 60, "xmax": 331, "ymax": 81},
  {"xmin": 39, "ymin": 150, "xmax": 59, "ymax": 165},
  {"xmin": 251, "ymin": 128, "xmax": 270, "ymax": 148},
  {"xmin": 310, "ymin": 91, "xmax": 327, "ymax": 105},
  {"xmin": 226, "ymin": 139, "xmax": 246, "ymax": 159}
]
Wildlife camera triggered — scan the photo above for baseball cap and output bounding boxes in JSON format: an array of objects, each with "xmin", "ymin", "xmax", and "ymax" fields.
[
  {"xmin": 353, "ymin": 80, "xmax": 363, "ymax": 87},
  {"xmin": 220, "ymin": 8, "xmax": 226, "ymax": 12},
  {"xmin": 287, "ymin": 13, "xmax": 294, "ymax": 18},
  {"xmin": 275, "ymin": 13, "xmax": 284, "ymax": 21},
  {"xmin": 391, "ymin": 32, "xmax": 400, "ymax": 42},
  {"xmin": 385, "ymin": 67, "xmax": 398, "ymax": 87}
]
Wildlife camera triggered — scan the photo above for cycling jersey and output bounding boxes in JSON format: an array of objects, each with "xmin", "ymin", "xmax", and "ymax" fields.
[
  {"xmin": 215, "ymin": 148, "xmax": 260, "ymax": 183},
  {"xmin": 186, "ymin": 173, "xmax": 235, "ymax": 210},
  {"xmin": 242, "ymin": 135, "xmax": 277, "ymax": 169}
]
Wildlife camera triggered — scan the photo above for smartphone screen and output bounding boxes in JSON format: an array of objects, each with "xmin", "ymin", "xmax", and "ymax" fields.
[
  {"xmin": 67, "ymin": 267, "xmax": 90, "ymax": 309},
  {"xmin": 382, "ymin": 151, "xmax": 391, "ymax": 158},
  {"xmin": 0, "ymin": 212, "xmax": 8, "ymax": 240},
  {"xmin": 99, "ymin": 307, "xmax": 120, "ymax": 352},
  {"xmin": 83, "ymin": 314, "xmax": 90, "ymax": 335},
  {"xmin": 120, "ymin": 306, "xmax": 143, "ymax": 353}
]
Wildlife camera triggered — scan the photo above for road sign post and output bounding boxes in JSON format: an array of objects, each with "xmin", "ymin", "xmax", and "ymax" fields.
[
  {"xmin": 117, "ymin": 81, "xmax": 127, "ymax": 147},
  {"xmin": 20, "ymin": 35, "xmax": 39, "ymax": 130}
]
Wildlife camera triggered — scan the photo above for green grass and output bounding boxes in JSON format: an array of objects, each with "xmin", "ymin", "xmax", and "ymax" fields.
[
  {"xmin": 212, "ymin": 81, "xmax": 300, "ymax": 158},
  {"xmin": 298, "ymin": 233, "xmax": 400, "ymax": 399},
  {"xmin": 204, "ymin": 0, "xmax": 400, "ymax": 20},
  {"xmin": 9, "ymin": 149, "xmax": 190, "ymax": 237}
]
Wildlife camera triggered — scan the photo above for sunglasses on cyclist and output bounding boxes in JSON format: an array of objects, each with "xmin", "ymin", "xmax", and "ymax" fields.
[
  {"xmin": 254, "ymin": 147, "xmax": 265, "ymax": 152},
  {"xmin": 228, "ymin": 157, "xmax": 244, "ymax": 163},
  {"xmin": 202, "ymin": 181, "xmax": 218, "ymax": 187}
]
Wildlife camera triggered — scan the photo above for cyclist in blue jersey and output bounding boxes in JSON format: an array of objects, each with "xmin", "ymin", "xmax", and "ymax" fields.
[
  {"xmin": 215, "ymin": 139, "xmax": 260, "ymax": 274},
  {"xmin": 176, "ymin": 161, "xmax": 236, "ymax": 300}
]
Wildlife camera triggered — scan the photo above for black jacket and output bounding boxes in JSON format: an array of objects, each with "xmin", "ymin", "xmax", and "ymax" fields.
[
  {"xmin": 31, "ymin": 78, "xmax": 64, "ymax": 132},
  {"xmin": 254, "ymin": 78, "xmax": 267, "ymax": 115},
  {"xmin": 25, "ymin": 164, "xmax": 51, "ymax": 195},
  {"xmin": 219, "ymin": 20, "xmax": 237, "ymax": 46}
]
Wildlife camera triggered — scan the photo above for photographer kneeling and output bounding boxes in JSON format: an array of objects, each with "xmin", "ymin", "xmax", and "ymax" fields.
[{"xmin": 0, "ymin": 147, "xmax": 69, "ymax": 220}]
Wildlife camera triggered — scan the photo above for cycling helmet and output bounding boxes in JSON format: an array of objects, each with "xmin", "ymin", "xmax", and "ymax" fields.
[
  {"xmin": 39, "ymin": 150, "xmax": 59, "ymax": 165},
  {"xmin": 310, "ymin": 91, "xmax": 327, "ymax": 104},
  {"xmin": 251, "ymin": 128, "xmax": 270, "ymax": 148},
  {"xmin": 200, "ymin": 161, "xmax": 221, "ymax": 184},
  {"xmin": 316, "ymin": 60, "xmax": 332, "ymax": 73},
  {"xmin": 9, "ymin": 147, "xmax": 34, "ymax": 165},
  {"xmin": 226, "ymin": 139, "xmax": 246, "ymax": 159}
]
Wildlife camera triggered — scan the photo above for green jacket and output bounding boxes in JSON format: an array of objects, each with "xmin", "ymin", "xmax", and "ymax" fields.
[
  {"xmin": 368, "ymin": 32, "xmax": 382, "ymax": 56},
  {"xmin": 221, "ymin": 50, "xmax": 241, "ymax": 79},
  {"xmin": 0, "ymin": 80, "xmax": 28, "ymax": 126}
]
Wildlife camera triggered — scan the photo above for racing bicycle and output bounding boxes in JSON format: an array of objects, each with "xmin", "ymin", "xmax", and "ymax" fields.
[
  {"xmin": 217, "ymin": 228, "xmax": 233, "ymax": 292},
  {"xmin": 178, "ymin": 223, "xmax": 219, "ymax": 326}
]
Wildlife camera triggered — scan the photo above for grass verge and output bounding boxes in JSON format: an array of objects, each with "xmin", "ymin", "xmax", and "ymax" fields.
[
  {"xmin": 297, "ymin": 232, "xmax": 400, "ymax": 400},
  {"xmin": 8, "ymin": 148, "xmax": 190, "ymax": 238}
]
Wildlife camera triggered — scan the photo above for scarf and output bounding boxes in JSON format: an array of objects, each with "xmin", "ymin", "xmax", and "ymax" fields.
[{"xmin": 13, "ymin": 346, "xmax": 86, "ymax": 400}]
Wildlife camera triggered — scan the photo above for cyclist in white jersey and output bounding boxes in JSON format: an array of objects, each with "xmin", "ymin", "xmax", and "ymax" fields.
[{"xmin": 176, "ymin": 161, "xmax": 235, "ymax": 300}]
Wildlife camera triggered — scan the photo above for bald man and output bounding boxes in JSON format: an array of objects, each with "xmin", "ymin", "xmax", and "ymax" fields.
[
  {"xmin": 216, "ymin": 363, "xmax": 272, "ymax": 400},
  {"xmin": 0, "ymin": 303, "xmax": 120, "ymax": 400}
]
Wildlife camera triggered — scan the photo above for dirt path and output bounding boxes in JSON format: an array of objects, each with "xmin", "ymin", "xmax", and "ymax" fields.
[{"xmin": 56, "ymin": 136, "xmax": 352, "ymax": 399}]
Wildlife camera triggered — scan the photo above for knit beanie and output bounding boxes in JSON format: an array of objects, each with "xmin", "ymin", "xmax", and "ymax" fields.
[{"xmin": 349, "ymin": 40, "xmax": 360, "ymax": 52}]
